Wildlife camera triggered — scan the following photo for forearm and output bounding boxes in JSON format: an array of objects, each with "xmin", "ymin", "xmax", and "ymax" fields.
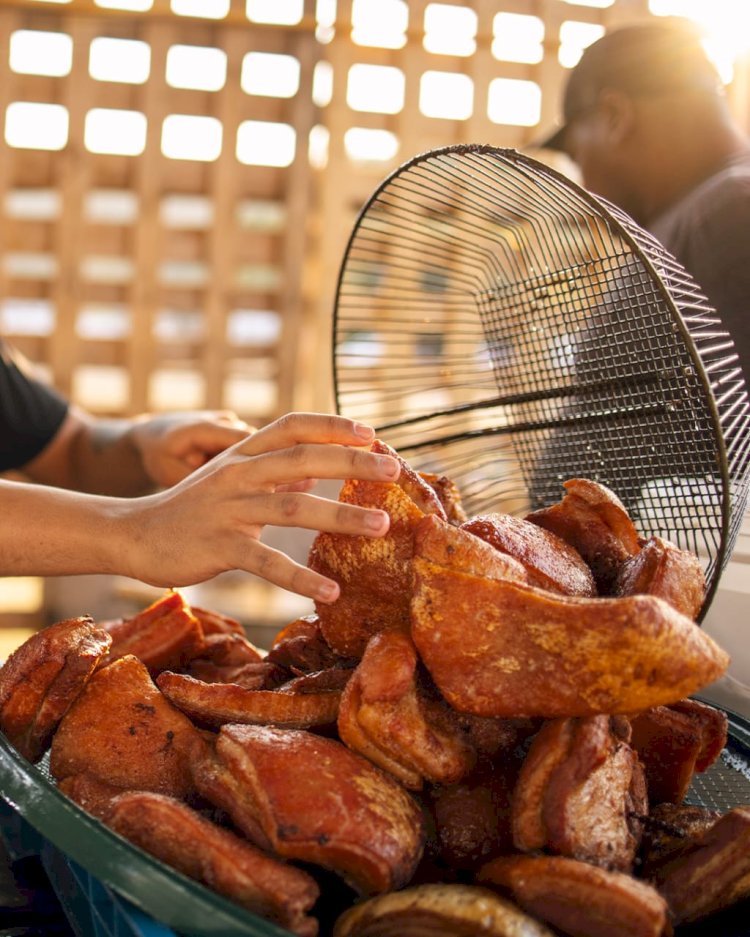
[{"xmin": 0, "ymin": 479, "xmax": 135, "ymax": 577}]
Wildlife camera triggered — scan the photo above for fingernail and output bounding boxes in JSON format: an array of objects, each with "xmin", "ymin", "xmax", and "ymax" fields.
[
  {"xmin": 378, "ymin": 455, "xmax": 400, "ymax": 477},
  {"xmin": 316, "ymin": 581, "xmax": 339, "ymax": 602},
  {"xmin": 364, "ymin": 510, "xmax": 388, "ymax": 532},
  {"xmin": 353, "ymin": 422, "xmax": 375, "ymax": 439}
]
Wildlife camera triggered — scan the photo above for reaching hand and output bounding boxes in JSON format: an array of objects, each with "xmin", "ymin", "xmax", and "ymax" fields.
[{"xmin": 120, "ymin": 412, "xmax": 400, "ymax": 600}]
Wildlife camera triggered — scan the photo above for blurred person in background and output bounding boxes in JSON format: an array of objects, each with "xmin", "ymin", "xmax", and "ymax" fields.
[
  {"xmin": 0, "ymin": 336, "xmax": 396, "ymax": 602},
  {"xmin": 541, "ymin": 16, "xmax": 750, "ymax": 716},
  {"xmin": 540, "ymin": 16, "xmax": 750, "ymax": 381}
]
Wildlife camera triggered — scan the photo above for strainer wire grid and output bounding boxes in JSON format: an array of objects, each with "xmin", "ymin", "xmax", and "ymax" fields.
[{"xmin": 332, "ymin": 144, "xmax": 750, "ymax": 618}]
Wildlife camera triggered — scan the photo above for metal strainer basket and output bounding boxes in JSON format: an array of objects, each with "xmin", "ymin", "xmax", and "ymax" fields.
[{"xmin": 332, "ymin": 144, "xmax": 750, "ymax": 619}]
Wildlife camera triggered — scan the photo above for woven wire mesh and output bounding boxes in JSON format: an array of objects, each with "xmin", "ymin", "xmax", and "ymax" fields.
[{"xmin": 333, "ymin": 145, "xmax": 750, "ymax": 617}]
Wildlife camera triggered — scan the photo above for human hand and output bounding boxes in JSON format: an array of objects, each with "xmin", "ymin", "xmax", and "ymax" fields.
[
  {"xmin": 120, "ymin": 413, "xmax": 400, "ymax": 601},
  {"xmin": 128, "ymin": 410, "xmax": 254, "ymax": 488}
]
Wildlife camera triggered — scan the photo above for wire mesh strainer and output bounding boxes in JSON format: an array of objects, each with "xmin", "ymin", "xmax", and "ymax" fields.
[{"xmin": 332, "ymin": 145, "xmax": 750, "ymax": 618}]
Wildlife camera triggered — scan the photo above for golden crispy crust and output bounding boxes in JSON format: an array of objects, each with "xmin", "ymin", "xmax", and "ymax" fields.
[
  {"xmin": 613, "ymin": 536, "xmax": 706, "ymax": 619},
  {"xmin": 410, "ymin": 559, "xmax": 728, "ymax": 717},
  {"xmin": 106, "ymin": 791, "xmax": 320, "ymax": 936},
  {"xmin": 103, "ymin": 591, "xmax": 205, "ymax": 674},
  {"xmin": 462, "ymin": 514, "xmax": 596, "ymax": 597},
  {"xmin": 50, "ymin": 655, "xmax": 204, "ymax": 799},
  {"xmin": 338, "ymin": 631, "xmax": 476, "ymax": 791},
  {"xmin": 190, "ymin": 724, "xmax": 426, "ymax": 896},
  {"xmin": 0, "ymin": 617, "xmax": 112, "ymax": 762},
  {"xmin": 478, "ymin": 855, "xmax": 669, "ymax": 937},
  {"xmin": 157, "ymin": 670, "xmax": 342, "ymax": 729}
]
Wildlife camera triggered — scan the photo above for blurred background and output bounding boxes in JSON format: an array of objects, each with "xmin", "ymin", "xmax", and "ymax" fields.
[{"xmin": 0, "ymin": 0, "xmax": 749, "ymax": 651}]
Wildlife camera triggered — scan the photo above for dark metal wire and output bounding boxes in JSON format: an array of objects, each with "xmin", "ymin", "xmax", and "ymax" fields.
[{"xmin": 332, "ymin": 145, "xmax": 750, "ymax": 619}]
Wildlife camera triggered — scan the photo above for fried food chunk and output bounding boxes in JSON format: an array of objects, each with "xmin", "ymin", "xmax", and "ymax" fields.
[
  {"xmin": 612, "ymin": 535, "xmax": 706, "ymax": 619},
  {"xmin": 308, "ymin": 441, "xmax": 446, "ymax": 658},
  {"xmin": 57, "ymin": 772, "xmax": 130, "ymax": 820},
  {"xmin": 527, "ymin": 478, "xmax": 641, "ymax": 593},
  {"xmin": 0, "ymin": 617, "xmax": 111, "ymax": 762},
  {"xmin": 157, "ymin": 670, "xmax": 343, "ymax": 729},
  {"xmin": 338, "ymin": 631, "xmax": 476, "ymax": 790},
  {"xmin": 50, "ymin": 655, "xmax": 204, "ymax": 799},
  {"xmin": 415, "ymin": 514, "xmax": 528, "ymax": 583},
  {"xmin": 103, "ymin": 591, "xmax": 205, "ymax": 674},
  {"xmin": 266, "ymin": 614, "xmax": 357, "ymax": 674},
  {"xmin": 181, "ymin": 632, "xmax": 288, "ymax": 689},
  {"xmin": 189, "ymin": 724, "xmax": 425, "ymax": 896},
  {"xmin": 333, "ymin": 884, "xmax": 556, "ymax": 937},
  {"xmin": 462, "ymin": 513, "xmax": 596, "ymax": 597},
  {"xmin": 629, "ymin": 698, "xmax": 728, "ymax": 804},
  {"xmin": 512, "ymin": 716, "xmax": 646, "ymax": 872},
  {"xmin": 190, "ymin": 605, "xmax": 245, "ymax": 637},
  {"xmin": 478, "ymin": 855, "xmax": 669, "ymax": 937},
  {"xmin": 419, "ymin": 472, "xmax": 468, "ymax": 525},
  {"xmin": 650, "ymin": 806, "xmax": 750, "ymax": 924},
  {"xmin": 638, "ymin": 803, "xmax": 723, "ymax": 878},
  {"xmin": 106, "ymin": 791, "xmax": 320, "ymax": 936},
  {"xmin": 410, "ymin": 559, "xmax": 728, "ymax": 716}
]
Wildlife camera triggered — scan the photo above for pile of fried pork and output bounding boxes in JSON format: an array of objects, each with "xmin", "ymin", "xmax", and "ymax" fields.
[{"xmin": 0, "ymin": 440, "xmax": 748, "ymax": 937}]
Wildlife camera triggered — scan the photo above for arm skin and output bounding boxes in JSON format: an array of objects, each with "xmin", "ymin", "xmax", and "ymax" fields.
[{"xmin": 0, "ymin": 413, "xmax": 399, "ymax": 602}]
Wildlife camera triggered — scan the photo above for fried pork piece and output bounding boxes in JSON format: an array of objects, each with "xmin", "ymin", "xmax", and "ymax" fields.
[
  {"xmin": 415, "ymin": 514, "xmax": 528, "ymax": 582},
  {"xmin": 190, "ymin": 605, "xmax": 245, "ymax": 637},
  {"xmin": 182, "ymin": 632, "xmax": 288, "ymax": 689},
  {"xmin": 0, "ymin": 617, "xmax": 112, "ymax": 762},
  {"xmin": 106, "ymin": 791, "xmax": 320, "ymax": 937},
  {"xmin": 189, "ymin": 724, "xmax": 426, "ymax": 896},
  {"xmin": 308, "ymin": 441, "xmax": 447, "ymax": 658},
  {"xmin": 50, "ymin": 655, "xmax": 204, "ymax": 799},
  {"xmin": 103, "ymin": 591, "xmax": 205, "ymax": 674},
  {"xmin": 410, "ymin": 559, "xmax": 728, "ymax": 717},
  {"xmin": 462, "ymin": 513, "xmax": 596, "ymax": 597},
  {"xmin": 266, "ymin": 614, "xmax": 357, "ymax": 674},
  {"xmin": 419, "ymin": 472, "xmax": 468, "ymax": 525},
  {"xmin": 526, "ymin": 478, "xmax": 641, "ymax": 594},
  {"xmin": 58, "ymin": 771, "xmax": 131, "ymax": 820},
  {"xmin": 612, "ymin": 535, "xmax": 706, "ymax": 619},
  {"xmin": 157, "ymin": 670, "xmax": 343, "ymax": 729},
  {"xmin": 512, "ymin": 716, "xmax": 647, "ymax": 872},
  {"xmin": 338, "ymin": 631, "xmax": 476, "ymax": 791},
  {"xmin": 650, "ymin": 806, "xmax": 750, "ymax": 924},
  {"xmin": 629, "ymin": 698, "xmax": 728, "ymax": 804},
  {"xmin": 638, "ymin": 803, "xmax": 722, "ymax": 878},
  {"xmin": 333, "ymin": 884, "xmax": 556, "ymax": 937},
  {"xmin": 428, "ymin": 759, "xmax": 521, "ymax": 870},
  {"xmin": 478, "ymin": 855, "xmax": 669, "ymax": 937}
]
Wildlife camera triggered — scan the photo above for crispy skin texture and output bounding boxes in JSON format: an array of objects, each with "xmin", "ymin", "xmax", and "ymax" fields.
[
  {"xmin": 309, "ymin": 442, "xmax": 445, "ymax": 658},
  {"xmin": 0, "ymin": 617, "xmax": 112, "ymax": 762},
  {"xmin": 50, "ymin": 655, "xmax": 204, "ymax": 799},
  {"xmin": 629, "ymin": 699, "xmax": 728, "ymax": 804},
  {"xmin": 415, "ymin": 515, "xmax": 528, "ymax": 583},
  {"xmin": 338, "ymin": 632, "xmax": 476, "ymax": 790},
  {"xmin": 512, "ymin": 716, "xmax": 646, "ymax": 872},
  {"xmin": 613, "ymin": 535, "xmax": 706, "ymax": 619},
  {"xmin": 461, "ymin": 513, "xmax": 596, "ymax": 597},
  {"xmin": 651, "ymin": 806, "xmax": 750, "ymax": 924},
  {"xmin": 527, "ymin": 478, "xmax": 641, "ymax": 593},
  {"xmin": 639, "ymin": 803, "xmax": 723, "ymax": 878},
  {"xmin": 182, "ymin": 633, "xmax": 286, "ymax": 689},
  {"xmin": 106, "ymin": 791, "xmax": 320, "ymax": 936},
  {"xmin": 419, "ymin": 472, "xmax": 468, "ymax": 525},
  {"xmin": 478, "ymin": 855, "xmax": 669, "ymax": 937},
  {"xmin": 189, "ymin": 724, "xmax": 426, "ymax": 896},
  {"xmin": 103, "ymin": 591, "xmax": 205, "ymax": 673},
  {"xmin": 410, "ymin": 559, "xmax": 728, "ymax": 717},
  {"xmin": 157, "ymin": 671, "xmax": 343, "ymax": 729},
  {"xmin": 332, "ymin": 884, "xmax": 556, "ymax": 937},
  {"xmin": 190, "ymin": 605, "xmax": 246, "ymax": 637}
]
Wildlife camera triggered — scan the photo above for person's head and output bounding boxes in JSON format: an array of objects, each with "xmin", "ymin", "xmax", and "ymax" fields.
[{"xmin": 543, "ymin": 18, "xmax": 737, "ymax": 223}]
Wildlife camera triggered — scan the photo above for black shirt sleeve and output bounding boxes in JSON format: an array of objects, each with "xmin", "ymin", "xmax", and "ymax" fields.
[{"xmin": 0, "ymin": 338, "xmax": 69, "ymax": 472}]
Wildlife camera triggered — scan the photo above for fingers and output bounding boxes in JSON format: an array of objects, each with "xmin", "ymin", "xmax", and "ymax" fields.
[
  {"xmin": 239, "ymin": 413, "xmax": 376, "ymax": 456},
  {"xmin": 236, "ymin": 442, "xmax": 399, "ymax": 488},
  {"xmin": 238, "ymin": 491, "xmax": 390, "ymax": 537},
  {"xmin": 241, "ymin": 541, "xmax": 342, "ymax": 602}
]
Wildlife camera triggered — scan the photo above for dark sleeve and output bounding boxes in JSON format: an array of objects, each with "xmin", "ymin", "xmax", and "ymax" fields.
[
  {"xmin": 670, "ymin": 180, "xmax": 750, "ymax": 386},
  {"xmin": 0, "ymin": 339, "xmax": 69, "ymax": 472}
]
